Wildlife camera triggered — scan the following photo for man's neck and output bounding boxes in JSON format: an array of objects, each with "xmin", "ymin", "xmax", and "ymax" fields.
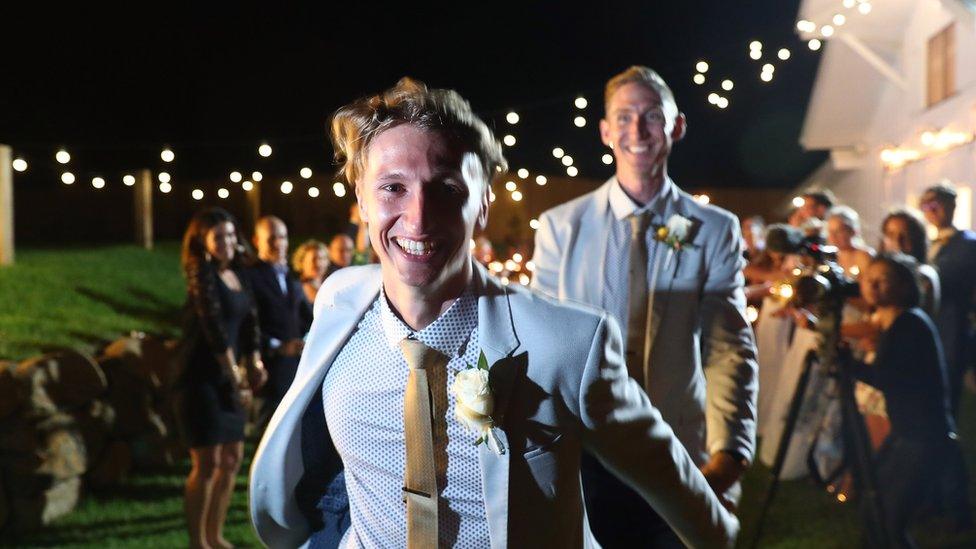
[
  {"xmin": 616, "ymin": 166, "xmax": 666, "ymax": 205},
  {"xmin": 383, "ymin": 262, "xmax": 472, "ymax": 331},
  {"xmin": 875, "ymin": 306, "xmax": 905, "ymax": 331}
]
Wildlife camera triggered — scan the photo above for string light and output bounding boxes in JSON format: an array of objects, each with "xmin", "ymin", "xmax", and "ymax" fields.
[
  {"xmin": 721, "ymin": 79, "xmax": 734, "ymax": 91},
  {"xmin": 561, "ymin": 155, "xmax": 574, "ymax": 166},
  {"xmin": 552, "ymin": 147, "xmax": 565, "ymax": 158},
  {"xmin": 160, "ymin": 148, "xmax": 175, "ymax": 163},
  {"xmin": 503, "ymin": 134, "xmax": 516, "ymax": 146},
  {"xmin": 574, "ymin": 97, "xmax": 588, "ymax": 109},
  {"xmin": 693, "ymin": 74, "xmax": 706, "ymax": 85},
  {"xmin": 280, "ymin": 181, "xmax": 293, "ymax": 194},
  {"xmin": 708, "ymin": 93, "xmax": 720, "ymax": 105},
  {"xmin": 821, "ymin": 25, "xmax": 834, "ymax": 37},
  {"xmin": 230, "ymin": 171, "xmax": 242, "ymax": 183},
  {"xmin": 796, "ymin": 20, "xmax": 816, "ymax": 33},
  {"xmin": 717, "ymin": 97, "xmax": 729, "ymax": 109},
  {"xmin": 843, "ymin": 0, "xmax": 856, "ymax": 7},
  {"xmin": 696, "ymin": 61, "xmax": 709, "ymax": 73},
  {"xmin": 761, "ymin": 71, "xmax": 774, "ymax": 82},
  {"xmin": 833, "ymin": 14, "xmax": 846, "ymax": 26},
  {"xmin": 750, "ymin": 49, "xmax": 762, "ymax": 60},
  {"xmin": 56, "ymin": 149, "xmax": 71, "ymax": 164},
  {"xmin": 333, "ymin": 182, "xmax": 347, "ymax": 197},
  {"xmin": 308, "ymin": 186, "xmax": 320, "ymax": 198},
  {"xmin": 529, "ymin": 218, "xmax": 541, "ymax": 230},
  {"xmin": 92, "ymin": 177, "xmax": 106, "ymax": 189},
  {"xmin": 159, "ymin": 182, "xmax": 172, "ymax": 193},
  {"xmin": 602, "ymin": 153, "xmax": 614, "ymax": 164},
  {"xmin": 513, "ymin": 253, "xmax": 523, "ymax": 263},
  {"xmin": 300, "ymin": 167, "xmax": 313, "ymax": 179},
  {"xmin": 489, "ymin": 190, "xmax": 496, "ymax": 202},
  {"xmin": 192, "ymin": 189, "xmax": 204, "ymax": 200},
  {"xmin": 749, "ymin": 41, "xmax": 762, "ymax": 51},
  {"xmin": 505, "ymin": 181, "xmax": 517, "ymax": 191},
  {"xmin": 251, "ymin": 171, "xmax": 263, "ymax": 182},
  {"xmin": 858, "ymin": 2, "xmax": 871, "ymax": 15},
  {"xmin": 808, "ymin": 39, "xmax": 822, "ymax": 51},
  {"xmin": 574, "ymin": 116, "xmax": 586, "ymax": 127},
  {"xmin": 258, "ymin": 143, "xmax": 273, "ymax": 157},
  {"xmin": 517, "ymin": 168, "xmax": 529, "ymax": 179},
  {"xmin": 506, "ymin": 111, "xmax": 520, "ymax": 124},
  {"xmin": 242, "ymin": 180, "xmax": 254, "ymax": 192},
  {"xmin": 778, "ymin": 48, "xmax": 791, "ymax": 61},
  {"xmin": 218, "ymin": 188, "xmax": 230, "ymax": 199},
  {"xmin": 792, "ymin": 196, "xmax": 805, "ymax": 207},
  {"xmin": 535, "ymin": 175, "xmax": 547, "ymax": 186},
  {"xmin": 12, "ymin": 158, "xmax": 27, "ymax": 172},
  {"xmin": 123, "ymin": 174, "xmax": 135, "ymax": 186},
  {"xmin": 158, "ymin": 172, "xmax": 171, "ymax": 184},
  {"xmin": 566, "ymin": 166, "xmax": 578, "ymax": 177},
  {"xmin": 511, "ymin": 190, "xmax": 523, "ymax": 201}
]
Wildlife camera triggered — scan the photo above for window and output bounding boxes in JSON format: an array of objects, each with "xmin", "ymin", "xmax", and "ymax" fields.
[{"xmin": 927, "ymin": 24, "xmax": 956, "ymax": 107}]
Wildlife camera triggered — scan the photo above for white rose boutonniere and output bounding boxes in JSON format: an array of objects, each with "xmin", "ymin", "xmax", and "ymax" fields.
[
  {"xmin": 655, "ymin": 214, "xmax": 694, "ymax": 251},
  {"xmin": 451, "ymin": 351, "xmax": 506, "ymax": 455}
]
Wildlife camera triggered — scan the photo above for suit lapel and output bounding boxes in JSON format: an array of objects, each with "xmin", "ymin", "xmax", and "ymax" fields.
[{"xmin": 472, "ymin": 262, "xmax": 520, "ymax": 549}]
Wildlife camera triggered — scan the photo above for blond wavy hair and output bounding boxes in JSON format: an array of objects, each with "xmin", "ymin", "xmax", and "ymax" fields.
[{"xmin": 330, "ymin": 77, "xmax": 507, "ymax": 189}]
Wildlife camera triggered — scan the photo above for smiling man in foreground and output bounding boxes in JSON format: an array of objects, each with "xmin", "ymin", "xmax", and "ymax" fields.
[{"xmin": 249, "ymin": 77, "xmax": 738, "ymax": 548}]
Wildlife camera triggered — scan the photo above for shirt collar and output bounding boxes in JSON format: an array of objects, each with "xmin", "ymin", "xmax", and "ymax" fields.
[
  {"xmin": 608, "ymin": 176, "xmax": 674, "ymax": 221},
  {"xmin": 378, "ymin": 281, "xmax": 478, "ymax": 359},
  {"xmin": 936, "ymin": 227, "xmax": 957, "ymax": 241}
]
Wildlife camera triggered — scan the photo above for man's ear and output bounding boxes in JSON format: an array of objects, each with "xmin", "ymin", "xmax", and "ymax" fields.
[
  {"xmin": 475, "ymin": 185, "xmax": 490, "ymax": 232},
  {"xmin": 599, "ymin": 118, "xmax": 612, "ymax": 149},
  {"xmin": 672, "ymin": 112, "xmax": 687, "ymax": 143},
  {"xmin": 353, "ymin": 182, "xmax": 367, "ymax": 223}
]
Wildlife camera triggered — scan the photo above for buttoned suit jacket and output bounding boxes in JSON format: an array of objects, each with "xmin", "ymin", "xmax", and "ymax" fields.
[
  {"xmin": 530, "ymin": 178, "xmax": 758, "ymax": 463},
  {"xmin": 249, "ymin": 262, "xmax": 738, "ymax": 548}
]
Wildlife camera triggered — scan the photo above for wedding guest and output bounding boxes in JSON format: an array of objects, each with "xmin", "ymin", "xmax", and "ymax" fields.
[
  {"xmin": 324, "ymin": 234, "xmax": 355, "ymax": 278},
  {"xmin": 852, "ymin": 253, "xmax": 966, "ymax": 547},
  {"xmin": 879, "ymin": 209, "xmax": 940, "ymax": 317},
  {"xmin": 246, "ymin": 216, "xmax": 312, "ymax": 435},
  {"xmin": 176, "ymin": 207, "xmax": 266, "ymax": 549},
  {"xmin": 919, "ymin": 182, "xmax": 976, "ymax": 416},
  {"xmin": 531, "ymin": 65, "xmax": 757, "ymax": 546},
  {"xmin": 826, "ymin": 205, "xmax": 874, "ymax": 279},
  {"xmin": 292, "ymin": 238, "xmax": 330, "ymax": 305},
  {"xmin": 250, "ymin": 77, "xmax": 738, "ymax": 549},
  {"xmin": 799, "ymin": 188, "xmax": 835, "ymax": 223}
]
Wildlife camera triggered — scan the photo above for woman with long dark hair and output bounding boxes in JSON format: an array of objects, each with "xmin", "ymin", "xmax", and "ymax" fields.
[
  {"xmin": 879, "ymin": 209, "xmax": 940, "ymax": 317},
  {"xmin": 177, "ymin": 207, "xmax": 266, "ymax": 548},
  {"xmin": 853, "ymin": 253, "xmax": 964, "ymax": 547}
]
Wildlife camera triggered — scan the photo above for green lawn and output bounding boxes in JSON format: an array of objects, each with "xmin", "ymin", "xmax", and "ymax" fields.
[{"xmin": 2, "ymin": 244, "xmax": 976, "ymax": 547}]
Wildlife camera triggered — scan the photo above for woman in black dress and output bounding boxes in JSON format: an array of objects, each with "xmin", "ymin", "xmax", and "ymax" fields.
[
  {"xmin": 853, "ymin": 253, "xmax": 964, "ymax": 547},
  {"xmin": 177, "ymin": 208, "xmax": 267, "ymax": 549}
]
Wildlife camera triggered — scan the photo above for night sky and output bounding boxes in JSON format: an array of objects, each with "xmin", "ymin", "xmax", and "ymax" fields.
[{"xmin": 1, "ymin": 1, "xmax": 827, "ymax": 190}]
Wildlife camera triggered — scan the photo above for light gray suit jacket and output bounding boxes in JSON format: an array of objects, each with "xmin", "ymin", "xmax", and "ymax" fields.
[
  {"xmin": 531, "ymin": 178, "xmax": 758, "ymax": 464},
  {"xmin": 249, "ymin": 262, "xmax": 738, "ymax": 548}
]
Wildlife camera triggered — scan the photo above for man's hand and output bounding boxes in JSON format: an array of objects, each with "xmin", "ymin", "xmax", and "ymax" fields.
[
  {"xmin": 700, "ymin": 451, "xmax": 747, "ymax": 511},
  {"xmin": 280, "ymin": 338, "xmax": 305, "ymax": 358}
]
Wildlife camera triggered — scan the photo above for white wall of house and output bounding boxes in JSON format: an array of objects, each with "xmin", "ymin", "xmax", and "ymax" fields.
[{"xmin": 798, "ymin": 0, "xmax": 976, "ymax": 243}]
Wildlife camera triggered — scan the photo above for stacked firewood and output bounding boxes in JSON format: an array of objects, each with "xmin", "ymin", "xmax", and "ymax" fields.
[{"xmin": 0, "ymin": 334, "xmax": 183, "ymax": 533}]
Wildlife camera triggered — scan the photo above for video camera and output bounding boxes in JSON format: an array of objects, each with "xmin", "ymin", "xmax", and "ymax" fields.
[{"xmin": 765, "ymin": 224, "xmax": 859, "ymax": 309}]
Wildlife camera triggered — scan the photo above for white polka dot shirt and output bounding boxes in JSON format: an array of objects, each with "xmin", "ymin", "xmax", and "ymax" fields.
[{"xmin": 322, "ymin": 284, "xmax": 491, "ymax": 548}]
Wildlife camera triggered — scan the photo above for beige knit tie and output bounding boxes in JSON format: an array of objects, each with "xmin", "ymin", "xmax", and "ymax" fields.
[
  {"xmin": 399, "ymin": 338, "xmax": 446, "ymax": 548},
  {"xmin": 626, "ymin": 212, "xmax": 652, "ymax": 386}
]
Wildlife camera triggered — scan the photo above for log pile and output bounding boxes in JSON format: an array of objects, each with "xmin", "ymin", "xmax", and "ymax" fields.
[{"xmin": 0, "ymin": 334, "xmax": 183, "ymax": 533}]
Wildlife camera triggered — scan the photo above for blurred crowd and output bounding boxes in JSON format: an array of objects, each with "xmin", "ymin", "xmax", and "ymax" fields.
[{"xmin": 746, "ymin": 183, "xmax": 976, "ymax": 545}]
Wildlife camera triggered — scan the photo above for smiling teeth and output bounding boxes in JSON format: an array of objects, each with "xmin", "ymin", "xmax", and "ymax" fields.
[
  {"xmin": 628, "ymin": 146, "xmax": 648, "ymax": 153},
  {"xmin": 396, "ymin": 237, "xmax": 435, "ymax": 256}
]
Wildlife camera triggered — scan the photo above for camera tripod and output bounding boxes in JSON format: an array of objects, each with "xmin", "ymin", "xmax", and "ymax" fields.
[{"xmin": 749, "ymin": 289, "xmax": 891, "ymax": 548}]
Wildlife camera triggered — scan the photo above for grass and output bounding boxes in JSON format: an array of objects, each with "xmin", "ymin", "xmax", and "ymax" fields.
[
  {"xmin": 2, "ymin": 244, "xmax": 976, "ymax": 547},
  {"xmin": 0, "ymin": 243, "xmax": 186, "ymax": 362}
]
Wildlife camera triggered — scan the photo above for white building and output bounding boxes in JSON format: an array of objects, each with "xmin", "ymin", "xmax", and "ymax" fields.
[{"xmin": 797, "ymin": 0, "xmax": 976, "ymax": 240}]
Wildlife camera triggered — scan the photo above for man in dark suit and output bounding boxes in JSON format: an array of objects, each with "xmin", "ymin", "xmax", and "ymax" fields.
[
  {"xmin": 920, "ymin": 182, "xmax": 976, "ymax": 530},
  {"xmin": 247, "ymin": 215, "xmax": 313, "ymax": 434},
  {"xmin": 920, "ymin": 183, "xmax": 976, "ymax": 416}
]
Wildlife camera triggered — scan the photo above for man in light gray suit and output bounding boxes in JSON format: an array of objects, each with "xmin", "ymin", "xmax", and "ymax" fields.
[
  {"xmin": 532, "ymin": 66, "xmax": 759, "ymax": 547},
  {"xmin": 249, "ymin": 77, "xmax": 738, "ymax": 548}
]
